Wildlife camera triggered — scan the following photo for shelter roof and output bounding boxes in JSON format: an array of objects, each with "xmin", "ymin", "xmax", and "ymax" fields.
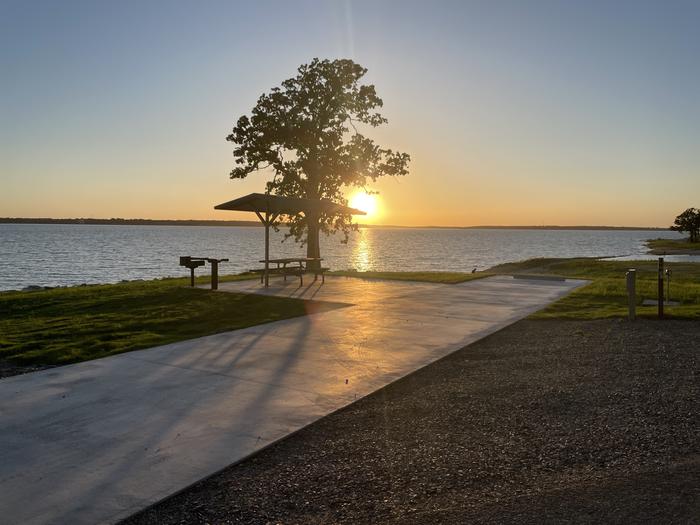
[{"xmin": 214, "ymin": 193, "xmax": 365, "ymax": 216}]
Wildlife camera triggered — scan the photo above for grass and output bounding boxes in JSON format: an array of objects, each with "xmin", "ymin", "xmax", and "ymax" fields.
[
  {"xmin": 329, "ymin": 270, "xmax": 487, "ymax": 284},
  {"xmin": 489, "ymin": 258, "xmax": 700, "ymax": 319},
  {"xmin": 646, "ymin": 238, "xmax": 700, "ymax": 254},
  {"xmin": 0, "ymin": 274, "xmax": 334, "ymax": 367}
]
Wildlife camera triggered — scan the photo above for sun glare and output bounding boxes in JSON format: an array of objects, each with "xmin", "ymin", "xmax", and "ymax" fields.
[{"xmin": 349, "ymin": 192, "xmax": 379, "ymax": 218}]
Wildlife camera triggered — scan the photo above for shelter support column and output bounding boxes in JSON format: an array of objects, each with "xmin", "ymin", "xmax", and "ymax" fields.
[{"xmin": 255, "ymin": 210, "xmax": 278, "ymax": 288}]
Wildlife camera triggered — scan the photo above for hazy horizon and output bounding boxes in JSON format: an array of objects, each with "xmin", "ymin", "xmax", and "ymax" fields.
[
  {"xmin": 2, "ymin": 1, "xmax": 699, "ymax": 227},
  {"xmin": 0, "ymin": 216, "xmax": 674, "ymax": 230}
]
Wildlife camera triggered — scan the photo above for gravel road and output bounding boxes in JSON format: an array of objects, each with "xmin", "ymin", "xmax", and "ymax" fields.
[{"xmin": 123, "ymin": 318, "xmax": 699, "ymax": 524}]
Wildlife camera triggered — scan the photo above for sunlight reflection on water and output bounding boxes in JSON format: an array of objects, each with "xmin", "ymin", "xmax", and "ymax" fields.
[{"xmin": 351, "ymin": 229, "xmax": 372, "ymax": 272}]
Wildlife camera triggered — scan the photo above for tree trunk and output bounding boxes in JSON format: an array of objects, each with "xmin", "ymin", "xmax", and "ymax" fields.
[
  {"xmin": 306, "ymin": 214, "xmax": 321, "ymax": 270},
  {"xmin": 305, "ymin": 167, "xmax": 322, "ymax": 270}
]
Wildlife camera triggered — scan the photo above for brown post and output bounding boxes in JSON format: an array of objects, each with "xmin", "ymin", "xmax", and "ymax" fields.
[
  {"xmin": 190, "ymin": 268, "xmax": 195, "ymax": 287},
  {"xmin": 211, "ymin": 260, "xmax": 218, "ymax": 290},
  {"xmin": 658, "ymin": 257, "xmax": 664, "ymax": 319},
  {"xmin": 626, "ymin": 269, "xmax": 636, "ymax": 321}
]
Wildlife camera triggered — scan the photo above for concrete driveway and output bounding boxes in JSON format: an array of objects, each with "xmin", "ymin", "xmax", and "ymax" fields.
[{"xmin": 0, "ymin": 275, "xmax": 586, "ymax": 524}]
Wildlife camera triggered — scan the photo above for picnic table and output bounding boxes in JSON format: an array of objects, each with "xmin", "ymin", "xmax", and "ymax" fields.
[{"xmin": 253, "ymin": 257, "xmax": 327, "ymax": 286}]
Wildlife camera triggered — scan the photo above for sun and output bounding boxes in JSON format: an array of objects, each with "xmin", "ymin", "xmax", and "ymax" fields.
[{"xmin": 349, "ymin": 192, "xmax": 379, "ymax": 217}]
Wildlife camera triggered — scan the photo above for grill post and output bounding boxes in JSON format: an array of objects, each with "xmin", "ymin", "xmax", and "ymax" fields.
[{"xmin": 178, "ymin": 256, "xmax": 207, "ymax": 287}]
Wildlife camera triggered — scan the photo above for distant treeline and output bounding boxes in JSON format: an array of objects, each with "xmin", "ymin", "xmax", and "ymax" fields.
[
  {"xmin": 446, "ymin": 225, "xmax": 669, "ymax": 231},
  {"xmin": 0, "ymin": 218, "xmax": 668, "ymax": 231},
  {"xmin": 0, "ymin": 218, "xmax": 261, "ymax": 227}
]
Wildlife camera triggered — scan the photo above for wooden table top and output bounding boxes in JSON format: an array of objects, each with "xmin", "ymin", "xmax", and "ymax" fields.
[{"xmin": 259, "ymin": 257, "xmax": 323, "ymax": 264}]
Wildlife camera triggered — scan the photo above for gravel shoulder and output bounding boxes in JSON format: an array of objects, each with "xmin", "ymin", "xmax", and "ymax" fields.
[
  {"xmin": 0, "ymin": 361, "xmax": 51, "ymax": 379},
  {"xmin": 123, "ymin": 319, "xmax": 699, "ymax": 524}
]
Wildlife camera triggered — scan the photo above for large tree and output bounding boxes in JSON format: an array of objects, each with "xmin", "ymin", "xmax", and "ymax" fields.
[
  {"xmin": 671, "ymin": 208, "xmax": 700, "ymax": 243},
  {"xmin": 226, "ymin": 58, "xmax": 410, "ymax": 262}
]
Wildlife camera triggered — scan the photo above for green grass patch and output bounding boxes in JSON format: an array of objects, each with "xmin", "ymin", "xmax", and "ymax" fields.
[
  {"xmin": 489, "ymin": 258, "xmax": 700, "ymax": 319},
  {"xmin": 329, "ymin": 270, "xmax": 487, "ymax": 284},
  {"xmin": 646, "ymin": 238, "xmax": 700, "ymax": 254},
  {"xmin": 0, "ymin": 275, "xmax": 330, "ymax": 367}
]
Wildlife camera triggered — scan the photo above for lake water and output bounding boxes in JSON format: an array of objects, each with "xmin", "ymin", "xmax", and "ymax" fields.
[{"xmin": 0, "ymin": 224, "xmax": 694, "ymax": 291}]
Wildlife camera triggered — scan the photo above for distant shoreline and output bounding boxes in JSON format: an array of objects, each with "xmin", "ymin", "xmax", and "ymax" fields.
[
  {"xmin": 645, "ymin": 238, "xmax": 700, "ymax": 255},
  {"xmin": 0, "ymin": 218, "xmax": 670, "ymax": 231},
  {"xmin": 0, "ymin": 218, "xmax": 261, "ymax": 227}
]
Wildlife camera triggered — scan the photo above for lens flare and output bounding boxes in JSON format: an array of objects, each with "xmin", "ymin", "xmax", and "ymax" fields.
[{"xmin": 349, "ymin": 192, "xmax": 379, "ymax": 217}]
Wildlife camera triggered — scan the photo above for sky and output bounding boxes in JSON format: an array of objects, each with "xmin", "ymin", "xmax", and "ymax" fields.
[{"xmin": 1, "ymin": 0, "xmax": 699, "ymax": 227}]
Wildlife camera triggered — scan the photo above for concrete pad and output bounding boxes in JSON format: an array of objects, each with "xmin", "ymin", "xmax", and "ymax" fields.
[{"xmin": 0, "ymin": 275, "xmax": 587, "ymax": 525}]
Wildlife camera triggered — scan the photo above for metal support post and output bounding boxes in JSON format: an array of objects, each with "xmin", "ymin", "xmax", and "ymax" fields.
[
  {"xmin": 658, "ymin": 257, "xmax": 664, "ymax": 319},
  {"xmin": 211, "ymin": 260, "xmax": 218, "ymax": 290},
  {"xmin": 626, "ymin": 269, "xmax": 636, "ymax": 321}
]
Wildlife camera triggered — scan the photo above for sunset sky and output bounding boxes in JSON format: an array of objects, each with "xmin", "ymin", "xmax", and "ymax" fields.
[{"xmin": 2, "ymin": 0, "xmax": 699, "ymax": 227}]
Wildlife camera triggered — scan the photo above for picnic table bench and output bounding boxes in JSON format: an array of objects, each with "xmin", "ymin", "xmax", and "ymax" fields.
[{"xmin": 250, "ymin": 258, "xmax": 328, "ymax": 286}]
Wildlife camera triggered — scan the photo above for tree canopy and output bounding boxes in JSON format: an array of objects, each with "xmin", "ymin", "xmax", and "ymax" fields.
[
  {"xmin": 226, "ymin": 58, "xmax": 410, "ymax": 259},
  {"xmin": 671, "ymin": 208, "xmax": 700, "ymax": 243}
]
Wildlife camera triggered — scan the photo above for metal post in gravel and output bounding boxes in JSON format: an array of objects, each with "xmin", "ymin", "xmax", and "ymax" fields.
[
  {"xmin": 626, "ymin": 269, "xmax": 636, "ymax": 321},
  {"xmin": 658, "ymin": 257, "xmax": 664, "ymax": 319}
]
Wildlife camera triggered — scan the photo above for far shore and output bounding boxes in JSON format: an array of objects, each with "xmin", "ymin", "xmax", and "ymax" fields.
[
  {"xmin": 1, "ymin": 217, "xmax": 672, "ymax": 231},
  {"xmin": 646, "ymin": 238, "xmax": 700, "ymax": 255}
]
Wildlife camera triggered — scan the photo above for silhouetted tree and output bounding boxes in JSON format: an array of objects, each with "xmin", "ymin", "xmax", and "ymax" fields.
[
  {"xmin": 226, "ymin": 58, "xmax": 410, "ymax": 262},
  {"xmin": 671, "ymin": 208, "xmax": 700, "ymax": 243}
]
